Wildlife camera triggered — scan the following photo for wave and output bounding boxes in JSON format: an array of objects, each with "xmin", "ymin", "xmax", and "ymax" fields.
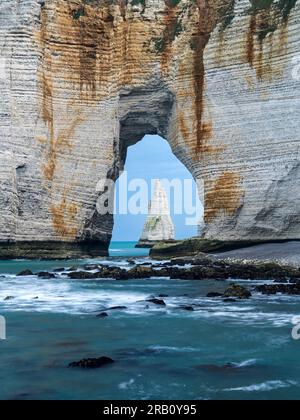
[
  {"xmin": 118, "ymin": 379, "xmax": 135, "ymax": 390},
  {"xmin": 233, "ymin": 359, "xmax": 258, "ymax": 368},
  {"xmin": 148, "ymin": 345, "xmax": 199, "ymax": 353},
  {"xmin": 224, "ymin": 380, "xmax": 297, "ymax": 392}
]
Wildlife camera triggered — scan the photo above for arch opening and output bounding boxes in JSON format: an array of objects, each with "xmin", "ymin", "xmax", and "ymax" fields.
[{"xmin": 110, "ymin": 134, "xmax": 204, "ymax": 256}]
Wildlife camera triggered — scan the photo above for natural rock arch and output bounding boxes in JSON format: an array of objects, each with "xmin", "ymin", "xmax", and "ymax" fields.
[{"xmin": 0, "ymin": 0, "xmax": 299, "ymax": 258}]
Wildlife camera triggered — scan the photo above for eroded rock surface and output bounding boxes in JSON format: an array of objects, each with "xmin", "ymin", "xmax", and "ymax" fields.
[{"xmin": 0, "ymin": 0, "xmax": 299, "ymax": 258}]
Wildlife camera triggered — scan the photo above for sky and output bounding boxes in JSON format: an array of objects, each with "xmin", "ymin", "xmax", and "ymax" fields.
[{"xmin": 112, "ymin": 135, "xmax": 203, "ymax": 242}]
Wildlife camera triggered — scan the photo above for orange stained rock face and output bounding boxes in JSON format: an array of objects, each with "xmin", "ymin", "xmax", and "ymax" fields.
[
  {"xmin": 51, "ymin": 196, "xmax": 79, "ymax": 238},
  {"xmin": 42, "ymin": 112, "xmax": 85, "ymax": 182},
  {"xmin": 245, "ymin": 0, "xmax": 295, "ymax": 81},
  {"xmin": 205, "ymin": 171, "xmax": 244, "ymax": 222},
  {"xmin": 34, "ymin": 0, "xmax": 296, "ymax": 237},
  {"xmin": 37, "ymin": 1, "xmax": 237, "ymax": 169}
]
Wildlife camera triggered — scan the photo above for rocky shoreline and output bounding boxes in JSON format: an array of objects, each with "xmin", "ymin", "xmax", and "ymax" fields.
[{"xmin": 13, "ymin": 251, "xmax": 300, "ymax": 298}]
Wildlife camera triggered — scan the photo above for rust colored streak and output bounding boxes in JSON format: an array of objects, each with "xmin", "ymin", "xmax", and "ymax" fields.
[
  {"xmin": 160, "ymin": 1, "xmax": 180, "ymax": 73},
  {"xmin": 40, "ymin": 7, "xmax": 53, "ymax": 127},
  {"xmin": 40, "ymin": 6, "xmax": 56, "ymax": 181},
  {"xmin": 56, "ymin": 114, "xmax": 85, "ymax": 153},
  {"xmin": 256, "ymin": 38, "xmax": 264, "ymax": 80},
  {"xmin": 43, "ymin": 113, "xmax": 85, "ymax": 182},
  {"xmin": 205, "ymin": 171, "xmax": 243, "ymax": 222},
  {"xmin": 51, "ymin": 196, "xmax": 79, "ymax": 238},
  {"xmin": 193, "ymin": 1, "xmax": 217, "ymax": 157},
  {"xmin": 178, "ymin": 110, "xmax": 190, "ymax": 144},
  {"xmin": 245, "ymin": 4, "xmax": 293, "ymax": 81},
  {"xmin": 179, "ymin": 108, "xmax": 224, "ymax": 155},
  {"xmin": 70, "ymin": 5, "xmax": 114, "ymax": 96},
  {"xmin": 247, "ymin": 14, "xmax": 256, "ymax": 68}
]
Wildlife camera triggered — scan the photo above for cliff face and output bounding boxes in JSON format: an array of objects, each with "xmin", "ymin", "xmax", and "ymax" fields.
[
  {"xmin": 0, "ymin": 0, "xmax": 299, "ymax": 258},
  {"xmin": 139, "ymin": 180, "xmax": 175, "ymax": 243}
]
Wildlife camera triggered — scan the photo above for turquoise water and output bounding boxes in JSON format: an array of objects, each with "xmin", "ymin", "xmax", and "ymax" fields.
[
  {"xmin": 109, "ymin": 242, "xmax": 150, "ymax": 258},
  {"xmin": 0, "ymin": 242, "xmax": 300, "ymax": 400}
]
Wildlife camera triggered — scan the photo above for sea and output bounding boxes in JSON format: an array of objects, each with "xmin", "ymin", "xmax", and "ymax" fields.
[{"xmin": 0, "ymin": 241, "xmax": 299, "ymax": 400}]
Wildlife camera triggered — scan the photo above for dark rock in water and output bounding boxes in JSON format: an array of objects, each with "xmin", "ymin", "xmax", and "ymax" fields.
[
  {"xmin": 158, "ymin": 294, "xmax": 169, "ymax": 298},
  {"xmin": 289, "ymin": 278, "xmax": 300, "ymax": 284},
  {"xmin": 196, "ymin": 360, "xmax": 263, "ymax": 375},
  {"xmin": 223, "ymin": 284, "xmax": 252, "ymax": 299},
  {"xmin": 154, "ymin": 268, "xmax": 171, "ymax": 277},
  {"xmin": 198, "ymin": 363, "xmax": 234, "ymax": 371},
  {"xmin": 127, "ymin": 265, "xmax": 155, "ymax": 279},
  {"xmin": 207, "ymin": 292, "xmax": 223, "ymax": 298},
  {"xmin": 169, "ymin": 265, "xmax": 227, "ymax": 281},
  {"xmin": 9, "ymin": 392, "xmax": 33, "ymax": 400},
  {"xmin": 178, "ymin": 305, "xmax": 194, "ymax": 311},
  {"xmin": 4, "ymin": 296, "xmax": 15, "ymax": 301},
  {"xmin": 96, "ymin": 267, "xmax": 129, "ymax": 280},
  {"xmin": 100, "ymin": 306, "xmax": 128, "ymax": 312},
  {"xmin": 97, "ymin": 312, "xmax": 108, "ymax": 318},
  {"xmin": 127, "ymin": 259, "xmax": 136, "ymax": 266},
  {"xmin": 256, "ymin": 283, "xmax": 300, "ymax": 295},
  {"xmin": 33, "ymin": 297, "xmax": 39, "ymax": 300},
  {"xmin": 17, "ymin": 269, "xmax": 33, "ymax": 277},
  {"xmin": 69, "ymin": 356, "xmax": 114, "ymax": 369},
  {"xmin": 223, "ymin": 298, "xmax": 237, "ymax": 303},
  {"xmin": 159, "ymin": 253, "xmax": 300, "ymax": 282},
  {"xmin": 67, "ymin": 271, "xmax": 101, "ymax": 280},
  {"xmin": 53, "ymin": 268, "xmax": 65, "ymax": 273},
  {"xmin": 66, "ymin": 266, "xmax": 79, "ymax": 272},
  {"xmin": 147, "ymin": 298, "xmax": 166, "ymax": 306},
  {"xmin": 197, "ymin": 363, "xmax": 240, "ymax": 373},
  {"xmin": 37, "ymin": 271, "xmax": 56, "ymax": 279}
]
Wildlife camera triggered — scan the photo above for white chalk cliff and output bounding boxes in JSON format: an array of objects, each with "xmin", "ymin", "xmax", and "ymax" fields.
[
  {"xmin": 140, "ymin": 180, "xmax": 175, "ymax": 242},
  {"xmin": 0, "ymin": 0, "xmax": 299, "ymax": 257}
]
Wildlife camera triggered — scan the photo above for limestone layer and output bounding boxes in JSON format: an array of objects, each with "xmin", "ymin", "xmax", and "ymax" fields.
[{"xmin": 0, "ymin": 0, "xmax": 299, "ymax": 257}]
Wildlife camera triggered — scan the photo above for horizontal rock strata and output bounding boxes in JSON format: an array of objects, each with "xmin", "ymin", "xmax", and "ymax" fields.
[{"xmin": 0, "ymin": 0, "xmax": 299, "ymax": 257}]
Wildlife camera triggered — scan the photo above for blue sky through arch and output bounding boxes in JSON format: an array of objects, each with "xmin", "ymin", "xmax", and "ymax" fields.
[{"xmin": 112, "ymin": 135, "xmax": 203, "ymax": 242}]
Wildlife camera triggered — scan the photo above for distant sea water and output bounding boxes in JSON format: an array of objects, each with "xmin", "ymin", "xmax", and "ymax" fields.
[
  {"xmin": 109, "ymin": 241, "xmax": 150, "ymax": 258},
  {"xmin": 0, "ymin": 241, "xmax": 300, "ymax": 400}
]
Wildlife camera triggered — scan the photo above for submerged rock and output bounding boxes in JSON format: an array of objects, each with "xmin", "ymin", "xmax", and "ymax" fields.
[
  {"xmin": 97, "ymin": 312, "xmax": 108, "ymax": 318},
  {"xmin": 4, "ymin": 296, "xmax": 15, "ymax": 301},
  {"xmin": 177, "ymin": 305, "xmax": 194, "ymax": 311},
  {"xmin": 37, "ymin": 271, "xmax": 56, "ymax": 279},
  {"xmin": 197, "ymin": 363, "xmax": 238, "ymax": 373},
  {"xmin": 17, "ymin": 269, "xmax": 33, "ymax": 277},
  {"xmin": 146, "ymin": 298, "xmax": 166, "ymax": 306},
  {"xmin": 69, "ymin": 356, "xmax": 114, "ymax": 369},
  {"xmin": 207, "ymin": 292, "xmax": 223, "ymax": 298},
  {"xmin": 100, "ymin": 306, "xmax": 128, "ymax": 312}
]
